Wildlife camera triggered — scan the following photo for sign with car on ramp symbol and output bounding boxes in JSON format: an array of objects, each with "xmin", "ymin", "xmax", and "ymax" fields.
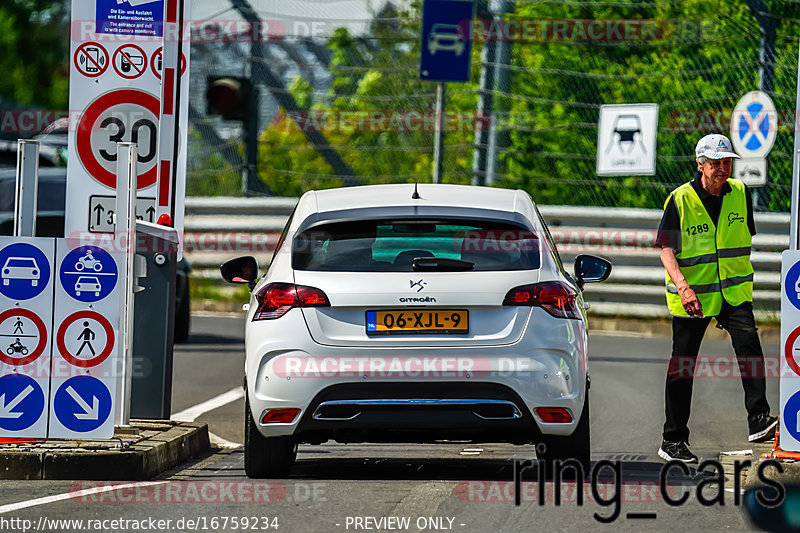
[
  {"xmin": 0, "ymin": 374, "xmax": 46, "ymax": 435},
  {"xmin": 596, "ymin": 103, "xmax": 659, "ymax": 176},
  {"xmin": 420, "ymin": 0, "xmax": 474, "ymax": 82},
  {"xmin": 52, "ymin": 375, "xmax": 112, "ymax": 437}
]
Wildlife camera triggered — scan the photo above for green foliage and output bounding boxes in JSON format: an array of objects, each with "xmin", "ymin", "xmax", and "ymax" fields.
[{"xmin": 0, "ymin": 0, "xmax": 69, "ymax": 109}]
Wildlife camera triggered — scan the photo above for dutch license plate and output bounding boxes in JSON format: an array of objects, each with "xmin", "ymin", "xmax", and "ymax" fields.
[{"xmin": 366, "ymin": 309, "xmax": 468, "ymax": 334}]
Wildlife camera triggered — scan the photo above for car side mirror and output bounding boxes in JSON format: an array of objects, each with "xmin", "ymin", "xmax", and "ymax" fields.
[
  {"xmin": 220, "ymin": 256, "xmax": 259, "ymax": 291},
  {"xmin": 574, "ymin": 254, "xmax": 612, "ymax": 290},
  {"xmin": 744, "ymin": 483, "xmax": 799, "ymax": 532}
]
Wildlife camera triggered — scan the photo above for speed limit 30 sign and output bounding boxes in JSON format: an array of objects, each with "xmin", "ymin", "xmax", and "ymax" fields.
[{"xmin": 76, "ymin": 89, "xmax": 160, "ymax": 189}]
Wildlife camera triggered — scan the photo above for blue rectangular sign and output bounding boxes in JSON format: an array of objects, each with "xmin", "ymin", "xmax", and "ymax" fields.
[
  {"xmin": 96, "ymin": 0, "xmax": 165, "ymax": 37},
  {"xmin": 420, "ymin": 0, "xmax": 474, "ymax": 82}
]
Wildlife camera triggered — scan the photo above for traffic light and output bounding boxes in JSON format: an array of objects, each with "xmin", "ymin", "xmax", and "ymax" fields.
[{"xmin": 206, "ymin": 76, "xmax": 252, "ymax": 121}]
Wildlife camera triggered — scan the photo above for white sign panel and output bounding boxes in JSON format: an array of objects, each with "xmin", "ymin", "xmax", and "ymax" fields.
[
  {"xmin": 780, "ymin": 251, "xmax": 800, "ymax": 452},
  {"xmin": 0, "ymin": 237, "xmax": 56, "ymax": 438},
  {"xmin": 734, "ymin": 157, "xmax": 767, "ymax": 187},
  {"xmin": 89, "ymin": 196, "xmax": 156, "ymax": 232},
  {"xmin": 596, "ymin": 104, "xmax": 658, "ymax": 176},
  {"xmin": 48, "ymin": 240, "xmax": 122, "ymax": 439},
  {"xmin": 731, "ymin": 90, "xmax": 777, "ymax": 160},
  {"xmin": 65, "ymin": 0, "xmax": 190, "ymax": 238}
]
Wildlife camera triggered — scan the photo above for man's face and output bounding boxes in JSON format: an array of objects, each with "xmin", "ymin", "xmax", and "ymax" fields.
[{"xmin": 698, "ymin": 157, "xmax": 732, "ymax": 184}]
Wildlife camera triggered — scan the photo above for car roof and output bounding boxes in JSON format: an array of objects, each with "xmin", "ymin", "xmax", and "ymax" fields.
[{"xmin": 306, "ymin": 184, "xmax": 529, "ymax": 215}]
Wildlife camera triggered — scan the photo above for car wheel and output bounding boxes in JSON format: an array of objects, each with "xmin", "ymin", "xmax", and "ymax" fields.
[
  {"xmin": 538, "ymin": 386, "xmax": 590, "ymax": 478},
  {"xmin": 244, "ymin": 396, "xmax": 297, "ymax": 479},
  {"xmin": 173, "ymin": 279, "xmax": 190, "ymax": 343}
]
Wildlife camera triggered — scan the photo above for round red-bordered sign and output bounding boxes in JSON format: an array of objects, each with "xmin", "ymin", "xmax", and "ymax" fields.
[
  {"xmin": 0, "ymin": 308, "xmax": 47, "ymax": 366},
  {"xmin": 785, "ymin": 326, "xmax": 800, "ymax": 377},
  {"xmin": 112, "ymin": 44, "xmax": 148, "ymax": 80},
  {"xmin": 150, "ymin": 47, "xmax": 187, "ymax": 80},
  {"xmin": 76, "ymin": 89, "xmax": 160, "ymax": 189},
  {"xmin": 56, "ymin": 311, "xmax": 115, "ymax": 368},
  {"xmin": 74, "ymin": 42, "xmax": 109, "ymax": 78}
]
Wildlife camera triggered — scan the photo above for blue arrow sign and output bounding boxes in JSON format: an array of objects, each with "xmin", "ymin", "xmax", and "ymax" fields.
[
  {"xmin": 784, "ymin": 389, "xmax": 800, "ymax": 443},
  {"xmin": 54, "ymin": 376, "xmax": 112, "ymax": 432},
  {"xmin": 0, "ymin": 243, "xmax": 51, "ymax": 301},
  {"xmin": 59, "ymin": 246, "xmax": 118, "ymax": 303},
  {"xmin": 0, "ymin": 374, "xmax": 45, "ymax": 431},
  {"xmin": 420, "ymin": 0, "xmax": 474, "ymax": 82},
  {"xmin": 784, "ymin": 261, "xmax": 800, "ymax": 312}
]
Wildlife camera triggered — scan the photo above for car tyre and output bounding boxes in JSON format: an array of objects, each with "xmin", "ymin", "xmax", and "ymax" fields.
[
  {"xmin": 174, "ymin": 280, "xmax": 191, "ymax": 343},
  {"xmin": 538, "ymin": 387, "xmax": 590, "ymax": 479},
  {"xmin": 244, "ymin": 396, "xmax": 297, "ymax": 479}
]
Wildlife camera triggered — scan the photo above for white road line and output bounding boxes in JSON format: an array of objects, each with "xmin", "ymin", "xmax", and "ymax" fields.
[
  {"xmin": 0, "ymin": 481, "xmax": 167, "ymax": 515},
  {"xmin": 171, "ymin": 387, "xmax": 244, "ymax": 422}
]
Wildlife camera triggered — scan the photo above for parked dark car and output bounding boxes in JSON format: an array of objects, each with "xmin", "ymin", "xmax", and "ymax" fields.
[{"xmin": 0, "ymin": 168, "xmax": 191, "ymax": 342}]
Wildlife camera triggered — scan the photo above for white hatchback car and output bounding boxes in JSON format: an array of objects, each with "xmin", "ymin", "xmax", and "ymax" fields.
[{"xmin": 222, "ymin": 184, "xmax": 611, "ymax": 478}]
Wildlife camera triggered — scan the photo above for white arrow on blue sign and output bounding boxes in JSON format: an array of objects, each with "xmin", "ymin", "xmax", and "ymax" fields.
[
  {"xmin": 420, "ymin": 0, "xmax": 474, "ymax": 82},
  {"xmin": 53, "ymin": 375, "xmax": 112, "ymax": 433},
  {"xmin": 0, "ymin": 374, "xmax": 45, "ymax": 432}
]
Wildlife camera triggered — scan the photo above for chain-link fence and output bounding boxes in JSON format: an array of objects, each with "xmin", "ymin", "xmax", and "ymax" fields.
[{"xmin": 186, "ymin": 0, "xmax": 800, "ymax": 212}]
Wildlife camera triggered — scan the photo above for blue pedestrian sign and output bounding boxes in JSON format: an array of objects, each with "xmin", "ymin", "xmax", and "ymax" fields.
[
  {"xmin": 420, "ymin": 0, "xmax": 474, "ymax": 82},
  {"xmin": 59, "ymin": 246, "xmax": 118, "ymax": 302},
  {"xmin": 0, "ymin": 243, "xmax": 51, "ymax": 301},
  {"xmin": 53, "ymin": 376, "xmax": 112, "ymax": 433},
  {"xmin": 0, "ymin": 374, "xmax": 45, "ymax": 432},
  {"xmin": 730, "ymin": 91, "xmax": 776, "ymax": 159}
]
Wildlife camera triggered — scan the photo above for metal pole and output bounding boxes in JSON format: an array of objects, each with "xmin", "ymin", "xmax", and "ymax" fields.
[
  {"xmin": 115, "ymin": 142, "xmax": 138, "ymax": 427},
  {"xmin": 791, "ymin": 32, "xmax": 800, "ymax": 249},
  {"xmin": 14, "ymin": 140, "xmax": 39, "ymax": 237},
  {"xmin": 433, "ymin": 82, "xmax": 446, "ymax": 184},
  {"xmin": 472, "ymin": 0, "xmax": 496, "ymax": 186}
]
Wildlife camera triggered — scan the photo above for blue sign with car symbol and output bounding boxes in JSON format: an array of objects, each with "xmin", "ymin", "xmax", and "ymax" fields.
[
  {"xmin": 59, "ymin": 246, "xmax": 117, "ymax": 302},
  {"xmin": 53, "ymin": 376, "xmax": 112, "ymax": 433},
  {"xmin": 0, "ymin": 374, "xmax": 45, "ymax": 431},
  {"xmin": 0, "ymin": 243, "xmax": 51, "ymax": 301},
  {"xmin": 420, "ymin": 0, "xmax": 474, "ymax": 82}
]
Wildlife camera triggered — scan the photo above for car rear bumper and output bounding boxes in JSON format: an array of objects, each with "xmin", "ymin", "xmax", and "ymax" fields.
[{"xmin": 245, "ymin": 310, "xmax": 588, "ymax": 442}]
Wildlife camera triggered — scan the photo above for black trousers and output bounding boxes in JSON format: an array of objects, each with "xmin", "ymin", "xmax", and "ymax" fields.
[{"xmin": 662, "ymin": 301, "xmax": 771, "ymax": 442}]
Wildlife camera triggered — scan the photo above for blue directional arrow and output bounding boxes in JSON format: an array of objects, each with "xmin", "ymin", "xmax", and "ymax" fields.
[
  {"xmin": 0, "ymin": 374, "xmax": 45, "ymax": 431},
  {"xmin": 54, "ymin": 376, "xmax": 112, "ymax": 432}
]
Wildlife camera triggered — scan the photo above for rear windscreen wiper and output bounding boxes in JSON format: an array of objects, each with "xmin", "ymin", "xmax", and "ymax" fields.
[{"xmin": 412, "ymin": 257, "xmax": 474, "ymax": 271}]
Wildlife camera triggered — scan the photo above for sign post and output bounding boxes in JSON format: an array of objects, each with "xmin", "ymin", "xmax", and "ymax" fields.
[{"xmin": 14, "ymin": 140, "xmax": 39, "ymax": 238}]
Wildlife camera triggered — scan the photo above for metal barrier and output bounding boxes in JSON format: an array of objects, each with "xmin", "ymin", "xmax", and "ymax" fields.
[{"xmin": 182, "ymin": 197, "xmax": 788, "ymax": 318}]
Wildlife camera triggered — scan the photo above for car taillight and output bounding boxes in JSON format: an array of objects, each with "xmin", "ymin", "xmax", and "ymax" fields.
[
  {"xmin": 261, "ymin": 408, "xmax": 301, "ymax": 424},
  {"xmin": 252, "ymin": 282, "xmax": 330, "ymax": 320},
  {"xmin": 534, "ymin": 407, "xmax": 573, "ymax": 423},
  {"xmin": 502, "ymin": 281, "xmax": 579, "ymax": 319}
]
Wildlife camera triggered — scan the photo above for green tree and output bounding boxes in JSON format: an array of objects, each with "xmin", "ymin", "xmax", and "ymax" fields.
[{"xmin": 0, "ymin": 0, "xmax": 70, "ymax": 110}]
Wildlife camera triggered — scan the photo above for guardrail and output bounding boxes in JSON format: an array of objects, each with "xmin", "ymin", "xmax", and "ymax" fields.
[{"xmin": 183, "ymin": 197, "xmax": 788, "ymax": 318}]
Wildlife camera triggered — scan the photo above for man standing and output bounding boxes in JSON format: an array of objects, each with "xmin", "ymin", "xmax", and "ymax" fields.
[{"xmin": 656, "ymin": 133, "xmax": 777, "ymax": 463}]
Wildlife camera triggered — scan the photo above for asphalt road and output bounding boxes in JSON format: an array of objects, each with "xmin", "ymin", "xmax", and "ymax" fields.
[{"xmin": 0, "ymin": 314, "xmax": 781, "ymax": 532}]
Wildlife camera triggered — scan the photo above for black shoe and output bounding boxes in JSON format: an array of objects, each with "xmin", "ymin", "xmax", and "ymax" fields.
[
  {"xmin": 658, "ymin": 440, "xmax": 698, "ymax": 463},
  {"xmin": 748, "ymin": 413, "xmax": 778, "ymax": 443}
]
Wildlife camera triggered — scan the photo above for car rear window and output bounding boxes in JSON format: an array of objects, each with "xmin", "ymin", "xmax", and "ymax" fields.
[{"xmin": 292, "ymin": 218, "xmax": 540, "ymax": 272}]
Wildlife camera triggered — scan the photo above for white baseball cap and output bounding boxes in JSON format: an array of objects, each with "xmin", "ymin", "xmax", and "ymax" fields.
[{"xmin": 695, "ymin": 133, "xmax": 740, "ymax": 160}]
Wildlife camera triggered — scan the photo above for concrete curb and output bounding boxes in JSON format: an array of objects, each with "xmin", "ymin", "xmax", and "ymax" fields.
[
  {"xmin": 742, "ymin": 442, "xmax": 800, "ymax": 491},
  {"xmin": 0, "ymin": 420, "xmax": 210, "ymax": 480}
]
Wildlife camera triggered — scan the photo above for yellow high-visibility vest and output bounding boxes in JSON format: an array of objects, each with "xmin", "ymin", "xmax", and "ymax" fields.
[{"xmin": 664, "ymin": 178, "xmax": 753, "ymax": 317}]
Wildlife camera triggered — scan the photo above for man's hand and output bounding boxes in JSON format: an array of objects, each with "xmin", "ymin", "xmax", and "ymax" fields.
[{"xmin": 679, "ymin": 286, "xmax": 703, "ymax": 317}]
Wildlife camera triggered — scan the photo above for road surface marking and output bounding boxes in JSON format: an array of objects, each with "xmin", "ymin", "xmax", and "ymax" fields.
[
  {"xmin": 171, "ymin": 387, "xmax": 244, "ymax": 422},
  {"xmin": 0, "ymin": 481, "xmax": 167, "ymax": 515},
  {"xmin": 171, "ymin": 387, "xmax": 245, "ymax": 448}
]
